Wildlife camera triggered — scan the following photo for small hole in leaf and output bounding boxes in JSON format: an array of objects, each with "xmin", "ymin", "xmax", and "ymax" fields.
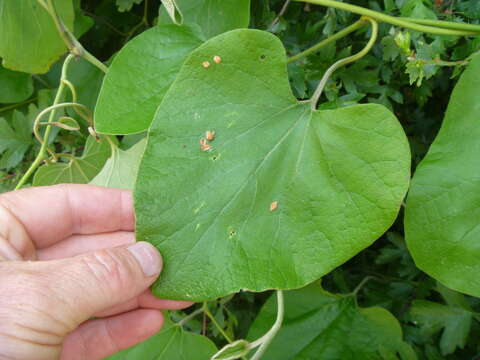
[
  {"xmin": 260, "ymin": 54, "xmax": 266, "ymax": 61},
  {"xmin": 228, "ymin": 229, "xmax": 237, "ymax": 237},
  {"xmin": 212, "ymin": 156, "xmax": 218, "ymax": 161}
]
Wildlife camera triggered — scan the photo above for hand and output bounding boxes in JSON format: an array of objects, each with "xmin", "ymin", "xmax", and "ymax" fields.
[{"xmin": 0, "ymin": 184, "xmax": 191, "ymax": 360}]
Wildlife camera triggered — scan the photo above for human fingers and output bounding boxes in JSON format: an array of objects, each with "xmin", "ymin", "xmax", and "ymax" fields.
[
  {"xmin": 60, "ymin": 309, "xmax": 164, "ymax": 360},
  {"xmin": 37, "ymin": 231, "xmax": 135, "ymax": 260},
  {"xmin": 0, "ymin": 242, "xmax": 162, "ymax": 360},
  {"xmin": 95, "ymin": 290, "xmax": 193, "ymax": 318},
  {"xmin": 49, "ymin": 241, "xmax": 162, "ymax": 321},
  {"xmin": 0, "ymin": 184, "xmax": 135, "ymax": 250}
]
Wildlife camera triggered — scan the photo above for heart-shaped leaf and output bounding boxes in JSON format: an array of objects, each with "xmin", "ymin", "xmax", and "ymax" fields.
[
  {"xmin": 247, "ymin": 284, "xmax": 416, "ymax": 360},
  {"xmin": 33, "ymin": 136, "xmax": 111, "ymax": 186},
  {"xmin": 135, "ymin": 29, "xmax": 411, "ymax": 301},
  {"xmin": 405, "ymin": 53, "xmax": 480, "ymax": 297}
]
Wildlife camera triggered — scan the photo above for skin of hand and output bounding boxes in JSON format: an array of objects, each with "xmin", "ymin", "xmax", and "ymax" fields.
[{"xmin": 0, "ymin": 184, "xmax": 192, "ymax": 360}]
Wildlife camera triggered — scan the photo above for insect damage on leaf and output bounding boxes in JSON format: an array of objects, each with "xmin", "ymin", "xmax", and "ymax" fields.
[
  {"xmin": 202, "ymin": 61, "xmax": 211, "ymax": 68},
  {"xmin": 206, "ymin": 130, "xmax": 216, "ymax": 141},
  {"xmin": 270, "ymin": 201, "xmax": 278, "ymax": 211},
  {"xmin": 213, "ymin": 55, "xmax": 222, "ymax": 64}
]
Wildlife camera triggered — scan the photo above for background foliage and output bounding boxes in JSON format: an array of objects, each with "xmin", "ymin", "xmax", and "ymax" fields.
[{"xmin": 1, "ymin": 0, "xmax": 480, "ymax": 359}]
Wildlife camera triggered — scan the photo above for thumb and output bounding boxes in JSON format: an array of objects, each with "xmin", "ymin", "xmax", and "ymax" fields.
[{"xmin": 45, "ymin": 241, "xmax": 162, "ymax": 326}]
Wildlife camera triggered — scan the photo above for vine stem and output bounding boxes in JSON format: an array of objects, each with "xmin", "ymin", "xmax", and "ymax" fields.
[
  {"xmin": 15, "ymin": 54, "xmax": 76, "ymax": 190},
  {"xmin": 177, "ymin": 307, "xmax": 205, "ymax": 327},
  {"xmin": 310, "ymin": 16, "xmax": 378, "ymax": 110},
  {"xmin": 351, "ymin": 276, "xmax": 375, "ymax": 297},
  {"xmin": 250, "ymin": 291, "xmax": 284, "ymax": 360},
  {"xmin": 409, "ymin": 56, "xmax": 470, "ymax": 67},
  {"xmin": 288, "ymin": 18, "xmax": 367, "ymax": 63},
  {"xmin": 295, "ymin": 0, "xmax": 479, "ymax": 36},
  {"xmin": 40, "ymin": 0, "xmax": 108, "ymax": 73},
  {"xmin": 203, "ymin": 302, "xmax": 233, "ymax": 343},
  {"xmin": 0, "ymin": 97, "xmax": 37, "ymax": 114},
  {"xmin": 402, "ymin": 17, "xmax": 480, "ymax": 32},
  {"xmin": 269, "ymin": 0, "xmax": 291, "ymax": 30}
]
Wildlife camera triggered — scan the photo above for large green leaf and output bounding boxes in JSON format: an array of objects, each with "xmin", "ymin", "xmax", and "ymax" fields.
[
  {"xmin": 0, "ymin": 65, "xmax": 33, "ymax": 103},
  {"xmin": 94, "ymin": 25, "xmax": 203, "ymax": 135},
  {"xmin": 0, "ymin": 0, "xmax": 74, "ymax": 74},
  {"xmin": 105, "ymin": 317, "xmax": 217, "ymax": 360},
  {"xmin": 135, "ymin": 29, "xmax": 411, "ymax": 301},
  {"xmin": 404, "ymin": 53, "xmax": 480, "ymax": 297},
  {"xmin": 247, "ymin": 284, "xmax": 416, "ymax": 360},
  {"xmin": 33, "ymin": 136, "xmax": 111, "ymax": 186},
  {"xmin": 158, "ymin": 0, "xmax": 251, "ymax": 40},
  {"xmin": 90, "ymin": 138, "xmax": 146, "ymax": 189}
]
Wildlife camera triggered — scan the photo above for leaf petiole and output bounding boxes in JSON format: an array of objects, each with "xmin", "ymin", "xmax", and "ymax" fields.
[
  {"xmin": 203, "ymin": 302, "xmax": 234, "ymax": 343},
  {"xmin": 249, "ymin": 291, "xmax": 284, "ymax": 360},
  {"xmin": 288, "ymin": 18, "xmax": 368, "ymax": 64},
  {"xmin": 177, "ymin": 306, "xmax": 205, "ymax": 327},
  {"xmin": 310, "ymin": 16, "xmax": 378, "ymax": 110}
]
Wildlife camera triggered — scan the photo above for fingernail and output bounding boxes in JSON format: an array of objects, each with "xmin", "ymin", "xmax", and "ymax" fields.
[{"xmin": 127, "ymin": 242, "xmax": 162, "ymax": 276}]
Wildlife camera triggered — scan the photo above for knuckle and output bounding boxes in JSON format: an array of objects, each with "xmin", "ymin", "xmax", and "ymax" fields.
[{"xmin": 80, "ymin": 249, "xmax": 138, "ymax": 294}]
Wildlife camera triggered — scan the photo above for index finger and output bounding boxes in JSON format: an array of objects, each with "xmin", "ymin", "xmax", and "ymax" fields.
[{"xmin": 0, "ymin": 184, "xmax": 135, "ymax": 248}]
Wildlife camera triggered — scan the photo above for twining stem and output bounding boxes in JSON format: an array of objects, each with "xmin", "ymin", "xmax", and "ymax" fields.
[
  {"xmin": 250, "ymin": 291, "xmax": 284, "ymax": 360},
  {"xmin": 351, "ymin": 276, "xmax": 375, "ymax": 297},
  {"xmin": 409, "ymin": 57, "xmax": 470, "ymax": 67},
  {"xmin": 203, "ymin": 302, "xmax": 233, "ymax": 343},
  {"xmin": 296, "ymin": 0, "xmax": 479, "ymax": 36},
  {"xmin": 288, "ymin": 18, "xmax": 367, "ymax": 63},
  {"xmin": 177, "ymin": 307, "xmax": 205, "ymax": 327},
  {"xmin": 0, "ymin": 97, "xmax": 37, "ymax": 114},
  {"xmin": 15, "ymin": 54, "xmax": 76, "ymax": 190},
  {"xmin": 269, "ymin": 0, "xmax": 292, "ymax": 30},
  {"xmin": 402, "ymin": 17, "xmax": 480, "ymax": 32},
  {"xmin": 40, "ymin": 0, "xmax": 108, "ymax": 73},
  {"xmin": 124, "ymin": 0, "xmax": 150, "ymax": 43},
  {"xmin": 310, "ymin": 16, "xmax": 378, "ymax": 110}
]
